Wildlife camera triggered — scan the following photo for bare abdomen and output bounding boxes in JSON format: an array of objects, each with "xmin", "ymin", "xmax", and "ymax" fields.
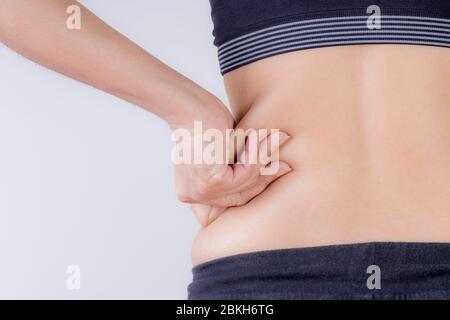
[{"xmin": 192, "ymin": 45, "xmax": 450, "ymax": 266}]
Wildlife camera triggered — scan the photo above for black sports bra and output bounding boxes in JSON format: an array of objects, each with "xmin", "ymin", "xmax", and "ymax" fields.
[{"xmin": 209, "ymin": 0, "xmax": 450, "ymax": 74}]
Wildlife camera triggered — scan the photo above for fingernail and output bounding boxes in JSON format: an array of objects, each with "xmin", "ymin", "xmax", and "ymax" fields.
[{"xmin": 275, "ymin": 162, "xmax": 292, "ymax": 176}]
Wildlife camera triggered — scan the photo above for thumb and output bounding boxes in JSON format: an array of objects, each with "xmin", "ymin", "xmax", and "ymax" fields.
[{"xmin": 191, "ymin": 204, "xmax": 226, "ymax": 227}]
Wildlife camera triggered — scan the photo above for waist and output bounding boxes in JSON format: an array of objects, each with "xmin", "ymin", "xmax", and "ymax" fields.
[
  {"xmin": 191, "ymin": 45, "xmax": 450, "ymax": 266},
  {"xmin": 192, "ymin": 144, "xmax": 450, "ymax": 266}
]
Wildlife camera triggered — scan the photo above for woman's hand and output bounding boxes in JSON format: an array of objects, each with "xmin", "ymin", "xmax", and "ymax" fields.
[
  {"xmin": 0, "ymin": 0, "xmax": 291, "ymax": 227},
  {"xmin": 170, "ymin": 94, "xmax": 292, "ymax": 227}
]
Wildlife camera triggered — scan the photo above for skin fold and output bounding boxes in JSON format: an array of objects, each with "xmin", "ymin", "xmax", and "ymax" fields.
[{"xmin": 192, "ymin": 45, "xmax": 450, "ymax": 265}]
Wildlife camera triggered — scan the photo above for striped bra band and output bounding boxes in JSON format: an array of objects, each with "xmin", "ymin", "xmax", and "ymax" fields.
[{"xmin": 209, "ymin": 0, "xmax": 450, "ymax": 75}]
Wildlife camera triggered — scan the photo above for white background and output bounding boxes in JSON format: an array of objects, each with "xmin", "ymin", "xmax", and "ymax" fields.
[{"xmin": 0, "ymin": 0, "xmax": 227, "ymax": 299}]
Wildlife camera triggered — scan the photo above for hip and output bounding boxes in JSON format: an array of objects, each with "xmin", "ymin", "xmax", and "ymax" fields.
[{"xmin": 191, "ymin": 163, "xmax": 450, "ymax": 266}]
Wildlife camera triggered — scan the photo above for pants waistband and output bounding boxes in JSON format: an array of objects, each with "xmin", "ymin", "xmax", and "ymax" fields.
[{"xmin": 188, "ymin": 242, "xmax": 450, "ymax": 299}]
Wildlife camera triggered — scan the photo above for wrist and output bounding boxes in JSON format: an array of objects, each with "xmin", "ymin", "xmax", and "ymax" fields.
[{"xmin": 167, "ymin": 85, "xmax": 234, "ymax": 131}]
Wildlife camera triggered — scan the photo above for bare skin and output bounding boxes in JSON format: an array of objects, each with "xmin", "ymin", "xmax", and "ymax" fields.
[
  {"xmin": 0, "ymin": 1, "xmax": 291, "ymax": 226},
  {"xmin": 192, "ymin": 45, "xmax": 450, "ymax": 265},
  {"xmin": 2, "ymin": 2, "xmax": 449, "ymax": 268}
]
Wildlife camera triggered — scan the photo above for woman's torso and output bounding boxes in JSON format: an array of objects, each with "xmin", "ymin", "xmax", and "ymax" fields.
[{"xmin": 192, "ymin": 44, "xmax": 450, "ymax": 266}]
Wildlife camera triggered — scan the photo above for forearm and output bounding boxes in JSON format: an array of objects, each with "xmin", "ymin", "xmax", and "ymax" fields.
[{"xmin": 0, "ymin": 0, "xmax": 215, "ymax": 126}]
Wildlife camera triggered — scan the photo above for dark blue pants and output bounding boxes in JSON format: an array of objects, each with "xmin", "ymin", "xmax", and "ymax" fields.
[{"xmin": 188, "ymin": 242, "xmax": 450, "ymax": 300}]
